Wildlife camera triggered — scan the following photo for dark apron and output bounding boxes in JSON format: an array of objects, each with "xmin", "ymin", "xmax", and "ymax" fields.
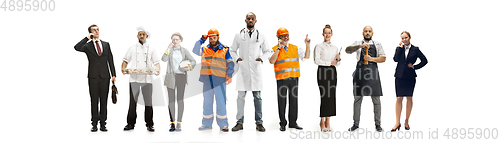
[{"xmin": 352, "ymin": 42, "xmax": 383, "ymax": 96}]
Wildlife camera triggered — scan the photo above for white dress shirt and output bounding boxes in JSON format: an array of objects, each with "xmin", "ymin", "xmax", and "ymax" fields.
[
  {"xmin": 123, "ymin": 42, "xmax": 161, "ymax": 83},
  {"xmin": 404, "ymin": 44, "xmax": 411, "ymax": 58},
  {"xmin": 91, "ymin": 39, "xmax": 103, "ymax": 55},
  {"xmin": 314, "ymin": 42, "xmax": 341, "ymax": 66},
  {"xmin": 171, "ymin": 46, "xmax": 184, "ymax": 74}
]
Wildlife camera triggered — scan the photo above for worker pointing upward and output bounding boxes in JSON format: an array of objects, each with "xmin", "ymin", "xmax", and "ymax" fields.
[{"xmin": 269, "ymin": 27, "xmax": 310, "ymax": 131}]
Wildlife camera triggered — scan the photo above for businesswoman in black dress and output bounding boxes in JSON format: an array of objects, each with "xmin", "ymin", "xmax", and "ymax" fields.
[{"xmin": 391, "ymin": 31, "xmax": 427, "ymax": 132}]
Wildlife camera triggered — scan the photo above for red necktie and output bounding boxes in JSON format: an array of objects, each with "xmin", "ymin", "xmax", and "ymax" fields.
[{"xmin": 95, "ymin": 40, "xmax": 102, "ymax": 56}]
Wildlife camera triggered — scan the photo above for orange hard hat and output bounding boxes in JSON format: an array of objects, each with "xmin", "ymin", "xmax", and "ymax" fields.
[
  {"xmin": 207, "ymin": 28, "xmax": 219, "ymax": 37},
  {"xmin": 276, "ymin": 27, "xmax": 289, "ymax": 36}
]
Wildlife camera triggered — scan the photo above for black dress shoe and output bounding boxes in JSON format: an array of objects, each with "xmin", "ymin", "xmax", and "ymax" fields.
[
  {"xmin": 124, "ymin": 125, "xmax": 135, "ymax": 131},
  {"xmin": 289, "ymin": 125, "xmax": 303, "ymax": 130},
  {"xmin": 376, "ymin": 125, "xmax": 383, "ymax": 132},
  {"xmin": 147, "ymin": 126, "xmax": 155, "ymax": 132},
  {"xmin": 348, "ymin": 124, "xmax": 359, "ymax": 131},
  {"xmin": 279, "ymin": 126, "xmax": 286, "ymax": 131},
  {"xmin": 232, "ymin": 123, "xmax": 243, "ymax": 131},
  {"xmin": 100, "ymin": 125, "xmax": 108, "ymax": 132},
  {"xmin": 256, "ymin": 124, "xmax": 266, "ymax": 132},
  {"xmin": 91, "ymin": 126, "xmax": 98, "ymax": 132}
]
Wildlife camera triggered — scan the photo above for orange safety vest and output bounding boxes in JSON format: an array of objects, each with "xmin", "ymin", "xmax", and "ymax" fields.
[
  {"xmin": 272, "ymin": 44, "xmax": 300, "ymax": 80},
  {"xmin": 200, "ymin": 46, "xmax": 230, "ymax": 78}
]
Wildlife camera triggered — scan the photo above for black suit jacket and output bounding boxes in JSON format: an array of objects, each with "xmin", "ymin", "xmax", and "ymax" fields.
[
  {"xmin": 74, "ymin": 37, "xmax": 116, "ymax": 79},
  {"xmin": 393, "ymin": 44, "xmax": 427, "ymax": 79}
]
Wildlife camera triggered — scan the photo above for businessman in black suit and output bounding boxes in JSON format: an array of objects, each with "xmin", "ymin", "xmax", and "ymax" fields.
[
  {"xmin": 391, "ymin": 31, "xmax": 427, "ymax": 132},
  {"xmin": 74, "ymin": 24, "xmax": 117, "ymax": 132}
]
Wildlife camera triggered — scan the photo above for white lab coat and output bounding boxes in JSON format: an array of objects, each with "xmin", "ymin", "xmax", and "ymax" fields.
[{"xmin": 230, "ymin": 28, "xmax": 273, "ymax": 91}]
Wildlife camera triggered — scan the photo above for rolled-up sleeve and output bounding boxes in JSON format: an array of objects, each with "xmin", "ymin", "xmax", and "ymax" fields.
[
  {"xmin": 298, "ymin": 47, "xmax": 306, "ymax": 61},
  {"xmin": 376, "ymin": 42, "xmax": 386, "ymax": 57},
  {"xmin": 123, "ymin": 46, "xmax": 132, "ymax": 63},
  {"xmin": 151, "ymin": 48, "xmax": 161, "ymax": 65}
]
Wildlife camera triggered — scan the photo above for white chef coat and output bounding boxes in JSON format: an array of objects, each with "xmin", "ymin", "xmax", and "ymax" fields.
[{"xmin": 123, "ymin": 42, "xmax": 161, "ymax": 83}]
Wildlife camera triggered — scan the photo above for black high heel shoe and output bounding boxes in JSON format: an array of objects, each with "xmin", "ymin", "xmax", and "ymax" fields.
[
  {"xmin": 405, "ymin": 124, "xmax": 410, "ymax": 130},
  {"xmin": 391, "ymin": 123, "xmax": 401, "ymax": 132}
]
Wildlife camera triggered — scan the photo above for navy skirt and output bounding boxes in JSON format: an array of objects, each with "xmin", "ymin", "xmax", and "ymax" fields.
[{"xmin": 395, "ymin": 78, "xmax": 416, "ymax": 97}]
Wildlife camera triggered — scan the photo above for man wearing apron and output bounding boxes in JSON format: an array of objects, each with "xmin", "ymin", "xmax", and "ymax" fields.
[{"xmin": 345, "ymin": 26, "xmax": 386, "ymax": 132}]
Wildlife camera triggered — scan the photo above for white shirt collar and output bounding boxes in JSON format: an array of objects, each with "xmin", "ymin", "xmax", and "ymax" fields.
[
  {"xmin": 137, "ymin": 42, "xmax": 149, "ymax": 47},
  {"xmin": 173, "ymin": 46, "xmax": 181, "ymax": 51},
  {"xmin": 246, "ymin": 27, "xmax": 256, "ymax": 33},
  {"xmin": 280, "ymin": 43, "xmax": 289, "ymax": 48},
  {"xmin": 362, "ymin": 40, "xmax": 374, "ymax": 44},
  {"xmin": 405, "ymin": 44, "xmax": 411, "ymax": 49},
  {"xmin": 323, "ymin": 41, "xmax": 332, "ymax": 46}
]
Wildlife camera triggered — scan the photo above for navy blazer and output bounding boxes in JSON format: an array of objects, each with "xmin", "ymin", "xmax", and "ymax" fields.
[
  {"xmin": 393, "ymin": 44, "xmax": 427, "ymax": 79},
  {"xmin": 74, "ymin": 37, "xmax": 117, "ymax": 79}
]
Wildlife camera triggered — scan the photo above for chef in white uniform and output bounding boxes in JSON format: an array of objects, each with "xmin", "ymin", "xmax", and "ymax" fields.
[{"xmin": 229, "ymin": 12, "xmax": 273, "ymax": 132}]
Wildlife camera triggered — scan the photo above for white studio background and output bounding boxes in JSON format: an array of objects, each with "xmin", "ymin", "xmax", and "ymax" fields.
[{"xmin": 1, "ymin": 0, "xmax": 499, "ymax": 143}]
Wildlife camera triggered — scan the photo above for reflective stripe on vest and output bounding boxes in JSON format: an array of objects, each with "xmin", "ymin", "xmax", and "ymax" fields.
[
  {"xmin": 275, "ymin": 68, "xmax": 300, "ymax": 75},
  {"xmin": 274, "ymin": 58, "xmax": 299, "ymax": 65},
  {"xmin": 273, "ymin": 44, "xmax": 301, "ymax": 80},
  {"xmin": 200, "ymin": 46, "xmax": 228, "ymax": 78}
]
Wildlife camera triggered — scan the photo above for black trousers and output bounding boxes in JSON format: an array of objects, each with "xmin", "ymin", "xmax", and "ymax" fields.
[
  {"xmin": 127, "ymin": 83, "xmax": 154, "ymax": 127},
  {"xmin": 277, "ymin": 77, "xmax": 299, "ymax": 127},
  {"xmin": 88, "ymin": 77, "xmax": 110, "ymax": 126}
]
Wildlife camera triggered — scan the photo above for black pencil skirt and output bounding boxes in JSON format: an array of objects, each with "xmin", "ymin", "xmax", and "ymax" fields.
[
  {"xmin": 317, "ymin": 66, "xmax": 337, "ymax": 117},
  {"xmin": 395, "ymin": 78, "xmax": 416, "ymax": 97}
]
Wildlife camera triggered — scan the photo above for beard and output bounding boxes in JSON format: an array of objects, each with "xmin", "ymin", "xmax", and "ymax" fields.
[
  {"xmin": 364, "ymin": 36, "xmax": 372, "ymax": 41},
  {"xmin": 247, "ymin": 24, "xmax": 254, "ymax": 29},
  {"xmin": 210, "ymin": 41, "xmax": 218, "ymax": 47},
  {"xmin": 139, "ymin": 39, "xmax": 147, "ymax": 44}
]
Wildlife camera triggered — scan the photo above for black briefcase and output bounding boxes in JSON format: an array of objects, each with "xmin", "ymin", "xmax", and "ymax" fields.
[{"xmin": 111, "ymin": 81, "xmax": 118, "ymax": 104}]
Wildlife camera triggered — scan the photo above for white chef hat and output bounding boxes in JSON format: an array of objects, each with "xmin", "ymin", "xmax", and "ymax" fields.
[{"xmin": 137, "ymin": 26, "xmax": 151, "ymax": 38}]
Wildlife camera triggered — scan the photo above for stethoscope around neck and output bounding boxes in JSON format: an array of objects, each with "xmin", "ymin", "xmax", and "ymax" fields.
[{"xmin": 240, "ymin": 28, "xmax": 259, "ymax": 42}]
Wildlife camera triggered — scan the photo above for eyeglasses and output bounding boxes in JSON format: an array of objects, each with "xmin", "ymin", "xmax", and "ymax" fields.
[{"xmin": 172, "ymin": 39, "xmax": 181, "ymax": 41}]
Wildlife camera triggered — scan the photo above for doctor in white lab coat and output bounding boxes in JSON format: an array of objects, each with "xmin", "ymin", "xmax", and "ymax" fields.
[{"xmin": 229, "ymin": 12, "xmax": 273, "ymax": 132}]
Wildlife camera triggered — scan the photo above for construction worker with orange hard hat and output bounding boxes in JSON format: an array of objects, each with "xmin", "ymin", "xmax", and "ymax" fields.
[
  {"xmin": 269, "ymin": 27, "xmax": 311, "ymax": 131},
  {"xmin": 192, "ymin": 28, "xmax": 234, "ymax": 132}
]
